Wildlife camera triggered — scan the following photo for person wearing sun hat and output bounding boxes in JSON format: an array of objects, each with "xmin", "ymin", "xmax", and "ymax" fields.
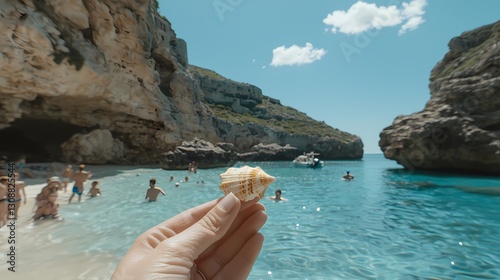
[
  {"xmin": 33, "ymin": 176, "xmax": 62, "ymax": 220},
  {"xmin": 47, "ymin": 176, "xmax": 63, "ymax": 189},
  {"xmin": 36, "ymin": 176, "xmax": 62, "ymax": 207}
]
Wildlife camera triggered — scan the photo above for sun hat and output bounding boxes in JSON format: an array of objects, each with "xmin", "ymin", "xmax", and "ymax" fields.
[
  {"xmin": 0, "ymin": 175, "xmax": 8, "ymax": 180},
  {"xmin": 48, "ymin": 176, "xmax": 61, "ymax": 183}
]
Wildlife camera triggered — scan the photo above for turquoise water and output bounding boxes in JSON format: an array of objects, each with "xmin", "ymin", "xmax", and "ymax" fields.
[{"xmin": 5, "ymin": 154, "xmax": 500, "ymax": 279}]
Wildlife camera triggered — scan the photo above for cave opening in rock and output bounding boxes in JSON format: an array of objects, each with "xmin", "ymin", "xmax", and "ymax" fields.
[{"xmin": 0, "ymin": 119, "xmax": 87, "ymax": 163}]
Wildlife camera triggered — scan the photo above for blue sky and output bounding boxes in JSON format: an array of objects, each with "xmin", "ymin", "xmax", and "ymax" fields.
[{"xmin": 159, "ymin": 1, "xmax": 500, "ymax": 154}]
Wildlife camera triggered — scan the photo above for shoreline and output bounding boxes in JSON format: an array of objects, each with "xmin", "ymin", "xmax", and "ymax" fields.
[
  {"xmin": 0, "ymin": 163, "xmax": 164, "ymax": 279},
  {"xmin": 2, "ymin": 162, "xmax": 162, "ymax": 223}
]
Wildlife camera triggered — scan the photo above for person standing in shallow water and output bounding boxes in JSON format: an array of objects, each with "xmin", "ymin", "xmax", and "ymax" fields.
[
  {"xmin": 145, "ymin": 178, "xmax": 165, "ymax": 202},
  {"xmin": 69, "ymin": 164, "xmax": 92, "ymax": 203},
  {"xmin": 12, "ymin": 173, "xmax": 26, "ymax": 219},
  {"xmin": 61, "ymin": 165, "xmax": 73, "ymax": 192}
]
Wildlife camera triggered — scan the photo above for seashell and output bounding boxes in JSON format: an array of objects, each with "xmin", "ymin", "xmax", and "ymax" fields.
[{"xmin": 219, "ymin": 166, "xmax": 276, "ymax": 202}]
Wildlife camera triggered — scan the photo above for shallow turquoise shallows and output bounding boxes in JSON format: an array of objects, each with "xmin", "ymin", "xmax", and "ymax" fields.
[{"xmin": 11, "ymin": 155, "xmax": 500, "ymax": 279}]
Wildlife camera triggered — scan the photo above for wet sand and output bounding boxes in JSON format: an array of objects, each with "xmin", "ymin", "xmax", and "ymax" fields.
[{"xmin": 0, "ymin": 163, "xmax": 155, "ymax": 279}]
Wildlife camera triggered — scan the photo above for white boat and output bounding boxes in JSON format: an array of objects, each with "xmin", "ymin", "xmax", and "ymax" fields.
[{"xmin": 292, "ymin": 152, "xmax": 324, "ymax": 168}]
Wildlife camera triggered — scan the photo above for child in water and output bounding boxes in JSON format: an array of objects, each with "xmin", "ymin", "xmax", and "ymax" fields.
[{"xmin": 88, "ymin": 181, "xmax": 102, "ymax": 197}]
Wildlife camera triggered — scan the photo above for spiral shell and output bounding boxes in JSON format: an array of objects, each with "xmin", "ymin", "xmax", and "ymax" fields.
[{"xmin": 219, "ymin": 166, "xmax": 276, "ymax": 202}]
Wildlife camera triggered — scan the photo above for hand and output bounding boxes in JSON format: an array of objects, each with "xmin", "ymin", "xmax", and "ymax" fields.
[{"xmin": 112, "ymin": 193, "xmax": 267, "ymax": 280}]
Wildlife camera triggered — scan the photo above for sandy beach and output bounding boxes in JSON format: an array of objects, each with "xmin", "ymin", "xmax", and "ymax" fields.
[{"xmin": 0, "ymin": 163, "xmax": 158, "ymax": 279}]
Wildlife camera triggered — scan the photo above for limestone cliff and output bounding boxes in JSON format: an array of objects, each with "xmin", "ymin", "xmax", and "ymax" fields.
[
  {"xmin": 380, "ymin": 21, "xmax": 500, "ymax": 175},
  {"xmin": 0, "ymin": 0, "xmax": 362, "ymax": 164}
]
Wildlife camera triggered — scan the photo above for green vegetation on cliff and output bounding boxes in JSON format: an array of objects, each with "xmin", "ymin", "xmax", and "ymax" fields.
[
  {"xmin": 436, "ymin": 22, "xmax": 500, "ymax": 78},
  {"xmin": 190, "ymin": 65, "xmax": 232, "ymax": 81},
  {"xmin": 206, "ymin": 99, "xmax": 358, "ymax": 142},
  {"xmin": 192, "ymin": 65, "xmax": 358, "ymax": 143}
]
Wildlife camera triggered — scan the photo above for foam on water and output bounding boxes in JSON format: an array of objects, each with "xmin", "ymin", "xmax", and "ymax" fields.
[{"xmin": 1, "ymin": 155, "xmax": 499, "ymax": 279}]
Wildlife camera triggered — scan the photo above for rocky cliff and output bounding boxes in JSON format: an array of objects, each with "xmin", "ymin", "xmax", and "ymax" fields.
[
  {"xmin": 0, "ymin": 0, "xmax": 363, "ymax": 164},
  {"xmin": 380, "ymin": 21, "xmax": 500, "ymax": 175}
]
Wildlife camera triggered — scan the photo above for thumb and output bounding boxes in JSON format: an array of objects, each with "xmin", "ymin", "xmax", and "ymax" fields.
[{"xmin": 161, "ymin": 193, "xmax": 241, "ymax": 260}]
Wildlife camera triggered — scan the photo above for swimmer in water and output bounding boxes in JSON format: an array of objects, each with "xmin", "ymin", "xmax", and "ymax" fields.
[{"xmin": 267, "ymin": 189, "xmax": 288, "ymax": 202}]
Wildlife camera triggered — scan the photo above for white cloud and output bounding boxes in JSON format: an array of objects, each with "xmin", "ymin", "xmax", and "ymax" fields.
[
  {"xmin": 398, "ymin": 16, "xmax": 424, "ymax": 35},
  {"xmin": 323, "ymin": 0, "xmax": 427, "ymax": 35},
  {"xmin": 262, "ymin": 65, "xmax": 266, "ymax": 69},
  {"xmin": 252, "ymin": 58, "xmax": 256, "ymax": 63},
  {"xmin": 270, "ymin": 43, "xmax": 326, "ymax": 67},
  {"xmin": 401, "ymin": 0, "xmax": 426, "ymax": 18},
  {"xmin": 323, "ymin": 2, "xmax": 402, "ymax": 34},
  {"xmin": 399, "ymin": 0, "xmax": 426, "ymax": 35}
]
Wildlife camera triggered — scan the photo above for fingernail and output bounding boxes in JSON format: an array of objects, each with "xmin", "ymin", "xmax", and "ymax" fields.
[{"xmin": 219, "ymin": 193, "xmax": 238, "ymax": 212}]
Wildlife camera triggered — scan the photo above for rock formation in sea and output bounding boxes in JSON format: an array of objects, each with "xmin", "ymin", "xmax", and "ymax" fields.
[
  {"xmin": 0, "ymin": 0, "xmax": 363, "ymax": 164},
  {"xmin": 380, "ymin": 21, "xmax": 500, "ymax": 175},
  {"xmin": 162, "ymin": 138, "xmax": 301, "ymax": 169}
]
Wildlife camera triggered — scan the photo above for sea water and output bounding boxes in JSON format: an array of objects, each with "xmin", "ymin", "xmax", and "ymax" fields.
[{"xmin": 1, "ymin": 154, "xmax": 499, "ymax": 279}]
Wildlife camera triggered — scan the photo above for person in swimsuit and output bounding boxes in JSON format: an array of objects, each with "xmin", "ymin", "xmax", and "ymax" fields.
[
  {"xmin": 145, "ymin": 178, "xmax": 165, "ymax": 202},
  {"xmin": 61, "ymin": 165, "xmax": 73, "ymax": 192},
  {"xmin": 342, "ymin": 170, "xmax": 354, "ymax": 180},
  {"xmin": 267, "ymin": 189, "xmax": 288, "ymax": 202},
  {"xmin": 88, "ymin": 181, "xmax": 102, "ymax": 198},
  {"xmin": 35, "ymin": 177, "xmax": 61, "ymax": 208},
  {"xmin": 11, "ymin": 172, "xmax": 26, "ymax": 219},
  {"xmin": 34, "ymin": 177, "xmax": 62, "ymax": 220},
  {"xmin": 69, "ymin": 164, "xmax": 92, "ymax": 203},
  {"xmin": 33, "ymin": 191, "xmax": 60, "ymax": 220}
]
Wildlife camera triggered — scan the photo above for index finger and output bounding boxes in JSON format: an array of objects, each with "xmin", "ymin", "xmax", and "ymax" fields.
[{"xmin": 132, "ymin": 197, "xmax": 260, "ymax": 256}]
